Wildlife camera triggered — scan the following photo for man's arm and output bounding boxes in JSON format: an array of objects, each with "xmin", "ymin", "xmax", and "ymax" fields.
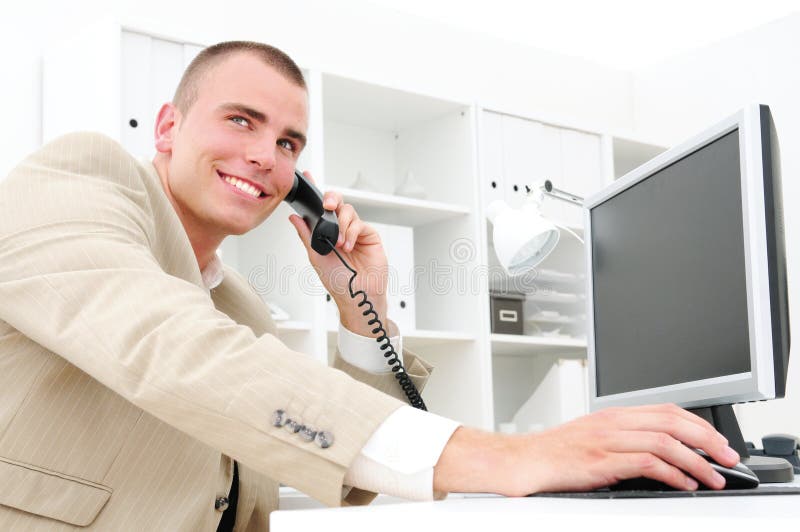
[
  {"xmin": 433, "ymin": 403, "xmax": 742, "ymax": 495},
  {"xmin": 0, "ymin": 132, "xmax": 405, "ymax": 507},
  {"xmin": 332, "ymin": 320, "xmax": 432, "ymax": 401}
]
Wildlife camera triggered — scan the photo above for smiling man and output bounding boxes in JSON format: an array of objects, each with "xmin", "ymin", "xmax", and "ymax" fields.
[
  {"xmin": 153, "ymin": 50, "xmax": 308, "ymax": 268},
  {"xmin": 0, "ymin": 41, "xmax": 741, "ymax": 531}
]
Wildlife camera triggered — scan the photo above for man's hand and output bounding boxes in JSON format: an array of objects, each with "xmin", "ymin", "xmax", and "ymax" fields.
[
  {"xmin": 433, "ymin": 403, "xmax": 741, "ymax": 496},
  {"xmin": 288, "ymin": 171, "xmax": 389, "ymax": 337}
]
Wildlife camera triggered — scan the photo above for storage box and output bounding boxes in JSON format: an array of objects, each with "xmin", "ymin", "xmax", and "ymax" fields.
[{"xmin": 490, "ymin": 292, "xmax": 524, "ymax": 334}]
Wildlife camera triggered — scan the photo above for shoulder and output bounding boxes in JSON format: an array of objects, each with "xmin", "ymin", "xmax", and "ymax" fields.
[
  {"xmin": 4, "ymin": 131, "xmax": 158, "ymax": 210},
  {"xmin": 23, "ymin": 132, "xmax": 142, "ymax": 185},
  {"xmin": 1, "ymin": 132, "xmax": 156, "ymax": 239}
]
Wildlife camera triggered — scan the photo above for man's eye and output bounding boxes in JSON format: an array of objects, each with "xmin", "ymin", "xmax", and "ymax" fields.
[
  {"xmin": 278, "ymin": 139, "xmax": 295, "ymax": 152},
  {"xmin": 230, "ymin": 116, "xmax": 250, "ymax": 127}
]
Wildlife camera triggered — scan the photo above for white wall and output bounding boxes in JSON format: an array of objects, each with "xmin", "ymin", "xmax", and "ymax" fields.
[
  {"xmin": 633, "ymin": 13, "xmax": 800, "ymax": 442},
  {"xmin": 0, "ymin": 0, "xmax": 633, "ymax": 177}
]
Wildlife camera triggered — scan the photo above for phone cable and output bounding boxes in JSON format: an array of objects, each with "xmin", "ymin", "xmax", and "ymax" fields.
[{"xmin": 323, "ymin": 237, "xmax": 427, "ymax": 411}]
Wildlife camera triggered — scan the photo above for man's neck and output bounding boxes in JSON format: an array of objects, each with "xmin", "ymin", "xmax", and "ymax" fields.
[
  {"xmin": 152, "ymin": 155, "xmax": 222, "ymax": 272},
  {"xmin": 180, "ymin": 222, "xmax": 223, "ymax": 272}
]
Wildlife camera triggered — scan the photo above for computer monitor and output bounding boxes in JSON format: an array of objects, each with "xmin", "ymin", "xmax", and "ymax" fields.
[{"xmin": 584, "ymin": 104, "xmax": 790, "ymax": 477}]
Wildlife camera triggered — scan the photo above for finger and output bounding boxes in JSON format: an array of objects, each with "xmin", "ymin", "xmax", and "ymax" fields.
[
  {"xmin": 288, "ymin": 214, "xmax": 312, "ymax": 250},
  {"xmin": 609, "ymin": 431, "xmax": 725, "ymax": 490},
  {"xmin": 599, "ymin": 406, "xmax": 736, "ymax": 467},
  {"xmin": 301, "ymin": 170, "xmax": 316, "ymax": 185},
  {"xmin": 639, "ymin": 405, "xmax": 737, "ymax": 465},
  {"xmin": 323, "ymin": 191, "xmax": 342, "ymax": 212},
  {"xmin": 336, "ymin": 204, "xmax": 356, "ymax": 247},
  {"xmin": 344, "ymin": 219, "xmax": 364, "ymax": 252},
  {"xmin": 629, "ymin": 413, "xmax": 731, "ymax": 463},
  {"xmin": 612, "ymin": 452, "xmax": 700, "ymax": 491},
  {"xmin": 630, "ymin": 404, "xmax": 719, "ymax": 435},
  {"xmin": 606, "ymin": 404, "xmax": 714, "ymax": 435}
]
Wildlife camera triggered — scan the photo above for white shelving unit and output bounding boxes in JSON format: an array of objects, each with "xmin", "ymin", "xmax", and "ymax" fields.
[
  {"xmin": 326, "ymin": 186, "xmax": 470, "ymax": 226},
  {"xmin": 326, "ymin": 328, "xmax": 476, "ymax": 349},
  {"xmin": 42, "ymin": 22, "xmax": 667, "ymax": 433},
  {"xmin": 490, "ymin": 333, "xmax": 586, "ymax": 357},
  {"xmin": 611, "ymin": 136, "xmax": 668, "ymax": 180},
  {"xmin": 479, "ymin": 109, "xmax": 665, "ymax": 430}
]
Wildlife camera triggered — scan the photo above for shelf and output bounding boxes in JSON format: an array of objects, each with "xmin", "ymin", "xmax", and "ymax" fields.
[
  {"xmin": 404, "ymin": 329, "xmax": 476, "ymax": 349},
  {"xmin": 328, "ymin": 186, "xmax": 470, "ymax": 226},
  {"xmin": 491, "ymin": 333, "xmax": 586, "ymax": 357},
  {"xmin": 323, "ymin": 73, "xmax": 465, "ymax": 131},
  {"xmin": 327, "ymin": 327, "xmax": 475, "ymax": 349},
  {"xmin": 533, "ymin": 269, "xmax": 585, "ymax": 284},
  {"xmin": 524, "ymin": 314, "xmax": 582, "ymax": 325},
  {"xmin": 524, "ymin": 291, "xmax": 584, "ymax": 304},
  {"xmin": 612, "ymin": 137, "xmax": 667, "ymax": 180}
]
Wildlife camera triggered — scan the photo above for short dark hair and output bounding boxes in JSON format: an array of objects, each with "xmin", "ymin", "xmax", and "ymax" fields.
[{"xmin": 173, "ymin": 41, "xmax": 306, "ymax": 113}]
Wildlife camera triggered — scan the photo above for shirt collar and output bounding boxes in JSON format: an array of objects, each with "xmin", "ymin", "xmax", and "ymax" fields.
[{"xmin": 201, "ymin": 253, "xmax": 225, "ymax": 290}]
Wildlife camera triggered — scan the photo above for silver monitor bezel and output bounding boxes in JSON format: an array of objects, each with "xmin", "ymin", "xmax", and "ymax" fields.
[{"xmin": 585, "ymin": 104, "xmax": 776, "ymax": 411}]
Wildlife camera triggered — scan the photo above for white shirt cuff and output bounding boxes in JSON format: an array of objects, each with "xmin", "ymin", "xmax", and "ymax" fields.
[
  {"xmin": 344, "ymin": 406, "xmax": 461, "ymax": 501},
  {"xmin": 337, "ymin": 322, "xmax": 402, "ymax": 374}
]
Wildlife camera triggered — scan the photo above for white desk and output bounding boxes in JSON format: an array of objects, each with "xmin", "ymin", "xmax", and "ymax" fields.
[{"xmin": 272, "ymin": 484, "xmax": 800, "ymax": 531}]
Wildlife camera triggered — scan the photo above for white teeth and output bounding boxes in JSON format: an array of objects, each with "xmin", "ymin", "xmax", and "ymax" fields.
[{"xmin": 221, "ymin": 173, "xmax": 261, "ymax": 198}]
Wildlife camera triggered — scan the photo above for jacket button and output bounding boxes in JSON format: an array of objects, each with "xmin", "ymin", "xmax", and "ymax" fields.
[
  {"xmin": 271, "ymin": 409, "xmax": 286, "ymax": 427},
  {"xmin": 284, "ymin": 419, "xmax": 303, "ymax": 434},
  {"xmin": 315, "ymin": 431, "xmax": 334, "ymax": 449},
  {"xmin": 215, "ymin": 496, "xmax": 230, "ymax": 512},
  {"xmin": 299, "ymin": 426, "xmax": 317, "ymax": 442}
]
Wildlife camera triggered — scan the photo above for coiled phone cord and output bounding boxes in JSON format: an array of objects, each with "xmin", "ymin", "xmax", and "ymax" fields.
[{"xmin": 323, "ymin": 237, "xmax": 427, "ymax": 411}]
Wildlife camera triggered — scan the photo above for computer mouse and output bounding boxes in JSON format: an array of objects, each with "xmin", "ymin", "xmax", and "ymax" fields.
[{"xmin": 609, "ymin": 449, "xmax": 759, "ymax": 491}]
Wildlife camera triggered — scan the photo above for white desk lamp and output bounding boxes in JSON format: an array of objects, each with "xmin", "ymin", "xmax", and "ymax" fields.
[{"xmin": 487, "ymin": 180, "xmax": 584, "ymax": 275}]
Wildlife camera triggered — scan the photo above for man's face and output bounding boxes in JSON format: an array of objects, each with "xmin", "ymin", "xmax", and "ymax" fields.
[{"xmin": 158, "ymin": 52, "xmax": 308, "ymax": 238}]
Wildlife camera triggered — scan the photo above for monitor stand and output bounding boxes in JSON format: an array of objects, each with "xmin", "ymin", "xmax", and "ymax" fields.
[{"xmin": 688, "ymin": 404, "xmax": 794, "ymax": 483}]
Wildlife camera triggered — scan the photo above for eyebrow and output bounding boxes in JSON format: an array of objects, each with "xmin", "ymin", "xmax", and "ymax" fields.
[{"xmin": 218, "ymin": 102, "xmax": 307, "ymax": 148}]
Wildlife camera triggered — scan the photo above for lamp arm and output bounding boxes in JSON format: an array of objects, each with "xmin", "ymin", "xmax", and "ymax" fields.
[
  {"xmin": 541, "ymin": 180, "xmax": 583, "ymax": 206},
  {"xmin": 551, "ymin": 220, "xmax": 584, "ymax": 245}
]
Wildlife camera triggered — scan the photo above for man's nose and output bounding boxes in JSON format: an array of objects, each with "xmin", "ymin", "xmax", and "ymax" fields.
[{"xmin": 246, "ymin": 141, "xmax": 277, "ymax": 170}]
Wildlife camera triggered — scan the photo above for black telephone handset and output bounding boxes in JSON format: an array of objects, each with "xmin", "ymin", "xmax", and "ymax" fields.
[
  {"xmin": 285, "ymin": 170, "xmax": 340, "ymax": 256},
  {"xmin": 283, "ymin": 170, "xmax": 426, "ymax": 410}
]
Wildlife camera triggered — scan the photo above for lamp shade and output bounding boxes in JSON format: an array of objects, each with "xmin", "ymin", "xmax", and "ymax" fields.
[{"xmin": 487, "ymin": 199, "xmax": 560, "ymax": 276}]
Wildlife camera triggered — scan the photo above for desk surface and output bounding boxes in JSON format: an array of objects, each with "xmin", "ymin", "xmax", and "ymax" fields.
[{"xmin": 272, "ymin": 483, "xmax": 800, "ymax": 531}]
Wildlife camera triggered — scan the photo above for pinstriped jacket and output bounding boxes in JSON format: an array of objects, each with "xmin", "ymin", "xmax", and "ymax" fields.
[{"xmin": 0, "ymin": 132, "xmax": 432, "ymax": 531}]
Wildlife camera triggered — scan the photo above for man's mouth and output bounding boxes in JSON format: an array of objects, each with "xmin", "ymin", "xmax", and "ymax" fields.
[{"xmin": 218, "ymin": 171, "xmax": 268, "ymax": 199}]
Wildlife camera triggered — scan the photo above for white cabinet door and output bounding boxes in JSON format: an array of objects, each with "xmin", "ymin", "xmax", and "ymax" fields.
[
  {"xmin": 370, "ymin": 222, "xmax": 416, "ymax": 332},
  {"xmin": 327, "ymin": 222, "xmax": 416, "ymax": 333},
  {"xmin": 480, "ymin": 111, "xmax": 505, "ymax": 209},
  {"xmin": 121, "ymin": 33, "xmax": 201, "ymax": 160},
  {"xmin": 560, "ymin": 129, "xmax": 602, "ymax": 227},
  {"xmin": 121, "ymin": 31, "xmax": 154, "ymax": 159},
  {"xmin": 501, "ymin": 115, "xmax": 542, "ymax": 210},
  {"xmin": 150, "ymin": 38, "xmax": 185, "ymax": 122},
  {"xmin": 538, "ymin": 125, "xmax": 567, "ymax": 225},
  {"xmin": 480, "ymin": 114, "xmax": 601, "ymax": 229}
]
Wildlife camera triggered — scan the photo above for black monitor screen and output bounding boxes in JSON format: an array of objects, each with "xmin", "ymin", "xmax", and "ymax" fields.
[{"xmin": 591, "ymin": 130, "xmax": 751, "ymax": 396}]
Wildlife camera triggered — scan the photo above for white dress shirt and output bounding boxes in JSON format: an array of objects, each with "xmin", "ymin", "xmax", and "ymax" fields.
[{"xmin": 203, "ymin": 256, "xmax": 461, "ymax": 501}]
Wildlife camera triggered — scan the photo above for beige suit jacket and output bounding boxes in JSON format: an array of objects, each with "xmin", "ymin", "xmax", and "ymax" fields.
[{"xmin": 0, "ymin": 132, "xmax": 433, "ymax": 531}]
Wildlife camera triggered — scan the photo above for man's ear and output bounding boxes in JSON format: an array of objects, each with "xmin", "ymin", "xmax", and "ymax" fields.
[{"xmin": 154, "ymin": 103, "xmax": 181, "ymax": 153}]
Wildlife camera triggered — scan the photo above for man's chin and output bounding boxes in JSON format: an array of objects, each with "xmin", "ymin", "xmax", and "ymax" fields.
[
  {"xmin": 215, "ymin": 207, "xmax": 274, "ymax": 237},
  {"xmin": 223, "ymin": 222, "xmax": 257, "ymax": 236}
]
